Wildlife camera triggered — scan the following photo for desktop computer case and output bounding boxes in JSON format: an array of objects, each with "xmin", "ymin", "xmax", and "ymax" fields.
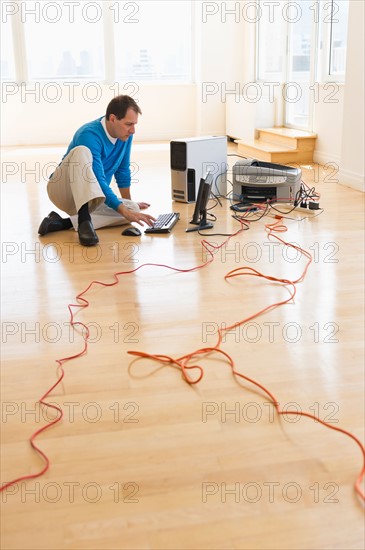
[{"xmin": 170, "ymin": 136, "xmax": 227, "ymax": 202}]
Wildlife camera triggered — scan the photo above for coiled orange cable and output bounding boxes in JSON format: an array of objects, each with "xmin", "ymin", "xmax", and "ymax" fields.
[{"xmin": 1, "ymin": 220, "xmax": 364, "ymax": 503}]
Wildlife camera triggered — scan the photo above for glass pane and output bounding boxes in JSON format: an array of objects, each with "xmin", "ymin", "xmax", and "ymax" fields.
[
  {"xmin": 329, "ymin": 0, "xmax": 349, "ymax": 75},
  {"xmin": 257, "ymin": 0, "xmax": 285, "ymax": 82},
  {"xmin": 23, "ymin": 0, "xmax": 105, "ymax": 79},
  {"xmin": 285, "ymin": 1, "xmax": 313, "ymax": 128},
  {"xmin": 1, "ymin": 21, "xmax": 16, "ymax": 80},
  {"xmin": 115, "ymin": 1, "xmax": 191, "ymax": 81}
]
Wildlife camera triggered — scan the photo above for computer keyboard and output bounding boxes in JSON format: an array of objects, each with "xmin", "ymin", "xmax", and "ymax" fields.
[{"xmin": 144, "ymin": 212, "xmax": 180, "ymax": 234}]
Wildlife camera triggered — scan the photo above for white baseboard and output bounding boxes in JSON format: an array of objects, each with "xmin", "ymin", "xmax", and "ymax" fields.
[
  {"xmin": 313, "ymin": 150, "xmax": 341, "ymax": 167},
  {"xmin": 313, "ymin": 150, "xmax": 364, "ymax": 192},
  {"xmin": 338, "ymin": 168, "xmax": 365, "ymax": 192}
]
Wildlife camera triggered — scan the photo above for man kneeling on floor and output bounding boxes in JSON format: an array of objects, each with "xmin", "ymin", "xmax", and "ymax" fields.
[{"xmin": 38, "ymin": 94, "xmax": 155, "ymax": 246}]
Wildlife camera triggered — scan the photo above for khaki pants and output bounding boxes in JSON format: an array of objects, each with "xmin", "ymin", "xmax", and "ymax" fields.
[{"xmin": 47, "ymin": 145, "xmax": 139, "ymax": 230}]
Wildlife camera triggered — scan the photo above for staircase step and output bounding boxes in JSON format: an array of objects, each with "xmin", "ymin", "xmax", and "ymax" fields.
[
  {"xmin": 235, "ymin": 139, "xmax": 295, "ymax": 153},
  {"xmin": 257, "ymin": 127, "xmax": 317, "ymax": 139},
  {"xmin": 234, "ymin": 138, "xmax": 314, "ymax": 164},
  {"xmin": 257, "ymin": 127, "xmax": 317, "ymax": 149},
  {"xmin": 234, "ymin": 126, "xmax": 317, "ymax": 164}
]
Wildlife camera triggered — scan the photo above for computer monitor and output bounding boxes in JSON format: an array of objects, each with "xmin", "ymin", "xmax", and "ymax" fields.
[{"xmin": 186, "ymin": 172, "xmax": 214, "ymax": 233}]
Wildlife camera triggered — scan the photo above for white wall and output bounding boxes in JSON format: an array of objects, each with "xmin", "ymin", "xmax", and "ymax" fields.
[
  {"xmin": 312, "ymin": 85, "xmax": 345, "ymax": 167},
  {"xmin": 1, "ymin": 82, "xmax": 197, "ymax": 145},
  {"xmin": 194, "ymin": 0, "xmax": 246, "ymax": 136},
  {"xmin": 338, "ymin": 0, "xmax": 365, "ymax": 191}
]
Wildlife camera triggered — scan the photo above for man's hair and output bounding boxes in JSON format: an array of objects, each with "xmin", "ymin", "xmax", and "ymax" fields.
[{"xmin": 106, "ymin": 95, "xmax": 142, "ymax": 120}]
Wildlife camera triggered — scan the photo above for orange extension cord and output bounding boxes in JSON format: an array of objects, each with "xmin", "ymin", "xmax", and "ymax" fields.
[{"xmin": 1, "ymin": 218, "xmax": 364, "ymax": 504}]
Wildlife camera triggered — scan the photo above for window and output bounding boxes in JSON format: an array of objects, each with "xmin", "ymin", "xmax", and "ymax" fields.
[
  {"xmin": 1, "ymin": 0, "xmax": 193, "ymax": 83},
  {"xmin": 256, "ymin": 0, "xmax": 349, "ymax": 129},
  {"xmin": 114, "ymin": 1, "xmax": 192, "ymax": 82},
  {"xmin": 326, "ymin": 0, "xmax": 349, "ymax": 77},
  {"xmin": 257, "ymin": 0, "xmax": 349, "ymax": 84},
  {"xmin": 22, "ymin": 1, "xmax": 105, "ymax": 80},
  {"xmin": 1, "ymin": 17, "xmax": 16, "ymax": 80},
  {"xmin": 256, "ymin": 1, "xmax": 286, "ymax": 82},
  {"xmin": 285, "ymin": 1, "xmax": 315, "ymax": 128}
]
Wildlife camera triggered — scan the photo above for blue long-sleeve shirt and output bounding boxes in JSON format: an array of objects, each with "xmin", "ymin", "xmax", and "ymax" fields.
[{"xmin": 63, "ymin": 117, "xmax": 132, "ymax": 211}]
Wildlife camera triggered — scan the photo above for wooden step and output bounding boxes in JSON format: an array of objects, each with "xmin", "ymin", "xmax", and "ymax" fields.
[
  {"xmin": 235, "ymin": 127, "xmax": 317, "ymax": 164},
  {"xmin": 234, "ymin": 139, "xmax": 315, "ymax": 164},
  {"xmin": 257, "ymin": 127, "xmax": 317, "ymax": 151},
  {"xmin": 257, "ymin": 126, "xmax": 317, "ymax": 143}
]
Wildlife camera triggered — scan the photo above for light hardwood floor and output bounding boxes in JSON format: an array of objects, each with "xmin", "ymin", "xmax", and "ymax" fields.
[{"xmin": 1, "ymin": 143, "xmax": 364, "ymax": 550}]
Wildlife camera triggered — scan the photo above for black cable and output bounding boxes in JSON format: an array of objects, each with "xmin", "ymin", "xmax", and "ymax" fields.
[
  {"xmin": 198, "ymin": 230, "xmax": 241, "ymax": 236},
  {"xmin": 206, "ymin": 195, "xmax": 221, "ymax": 213},
  {"xmin": 197, "ymin": 222, "xmax": 250, "ymax": 237},
  {"xmin": 232, "ymin": 202, "xmax": 270, "ymax": 224},
  {"xmin": 269, "ymin": 203, "xmax": 299, "ymax": 215},
  {"xmin": 210, "ymin": 191, "xmax": 222, "ymax": 207},
  {"xmin": 227, "ymin": 154, "xmax": 248, "ymax": 159}
]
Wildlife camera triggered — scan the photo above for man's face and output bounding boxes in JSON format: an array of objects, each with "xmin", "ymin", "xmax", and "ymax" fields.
[{"xmin": 107, "ymin": 108, "xmax": 138, "ymax": 141}]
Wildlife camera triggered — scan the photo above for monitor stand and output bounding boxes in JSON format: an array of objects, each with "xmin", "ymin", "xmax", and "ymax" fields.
[{"xmin": 186, "ymin": 211, "xmax": 214, "ymax": 233}]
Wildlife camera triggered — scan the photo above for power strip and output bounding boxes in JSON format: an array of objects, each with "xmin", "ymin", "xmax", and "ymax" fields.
[{"xmin": 275, "ymin": 203, "xmax": 320, "ymax": 213}]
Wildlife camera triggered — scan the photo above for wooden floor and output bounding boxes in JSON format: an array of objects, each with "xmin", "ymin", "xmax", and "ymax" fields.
[{"xmin": 1, "ymin": 143, "xmax": 364, "ymax": 550}]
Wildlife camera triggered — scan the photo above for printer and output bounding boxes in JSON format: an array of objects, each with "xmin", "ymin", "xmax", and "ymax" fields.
[{"xmin": 232, "ymin": 159, "xmax": 302, "ymax": 203}]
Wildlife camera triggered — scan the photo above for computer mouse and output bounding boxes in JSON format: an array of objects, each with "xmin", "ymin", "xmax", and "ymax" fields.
[{"xmin": 121, "ymin": 226, "xmax": 142, "ymax": 237}]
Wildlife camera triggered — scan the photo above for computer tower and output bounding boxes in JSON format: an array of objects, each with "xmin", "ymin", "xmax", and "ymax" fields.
[{"xmin": 170, "ymin": 136, "xmax": 227, "ymax": 202}]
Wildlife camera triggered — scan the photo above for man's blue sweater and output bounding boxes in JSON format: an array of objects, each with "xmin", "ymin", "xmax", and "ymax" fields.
[{"xmin": 63, "ymin": 117, "xmax": 132, "ymax": 211}]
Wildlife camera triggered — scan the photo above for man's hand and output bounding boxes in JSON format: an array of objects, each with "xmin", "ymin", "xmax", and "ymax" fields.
[
  {"xmin": 118, "ymin": 204, "xmax": 156, "ymax": 227},
  {"xmin": 137, "ymin": 202, "xmax": 151, "ymax": 210}
]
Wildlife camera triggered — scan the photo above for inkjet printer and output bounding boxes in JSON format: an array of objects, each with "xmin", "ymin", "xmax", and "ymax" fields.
[{"xmin": 232, "ymin": 159, "xmax": 302, "ymax": 203}]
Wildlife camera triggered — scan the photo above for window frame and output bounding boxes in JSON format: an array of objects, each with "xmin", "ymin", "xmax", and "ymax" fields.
[{"xmin": 318, "ymin": 0, "xmax": 349, "ymax": 83}]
